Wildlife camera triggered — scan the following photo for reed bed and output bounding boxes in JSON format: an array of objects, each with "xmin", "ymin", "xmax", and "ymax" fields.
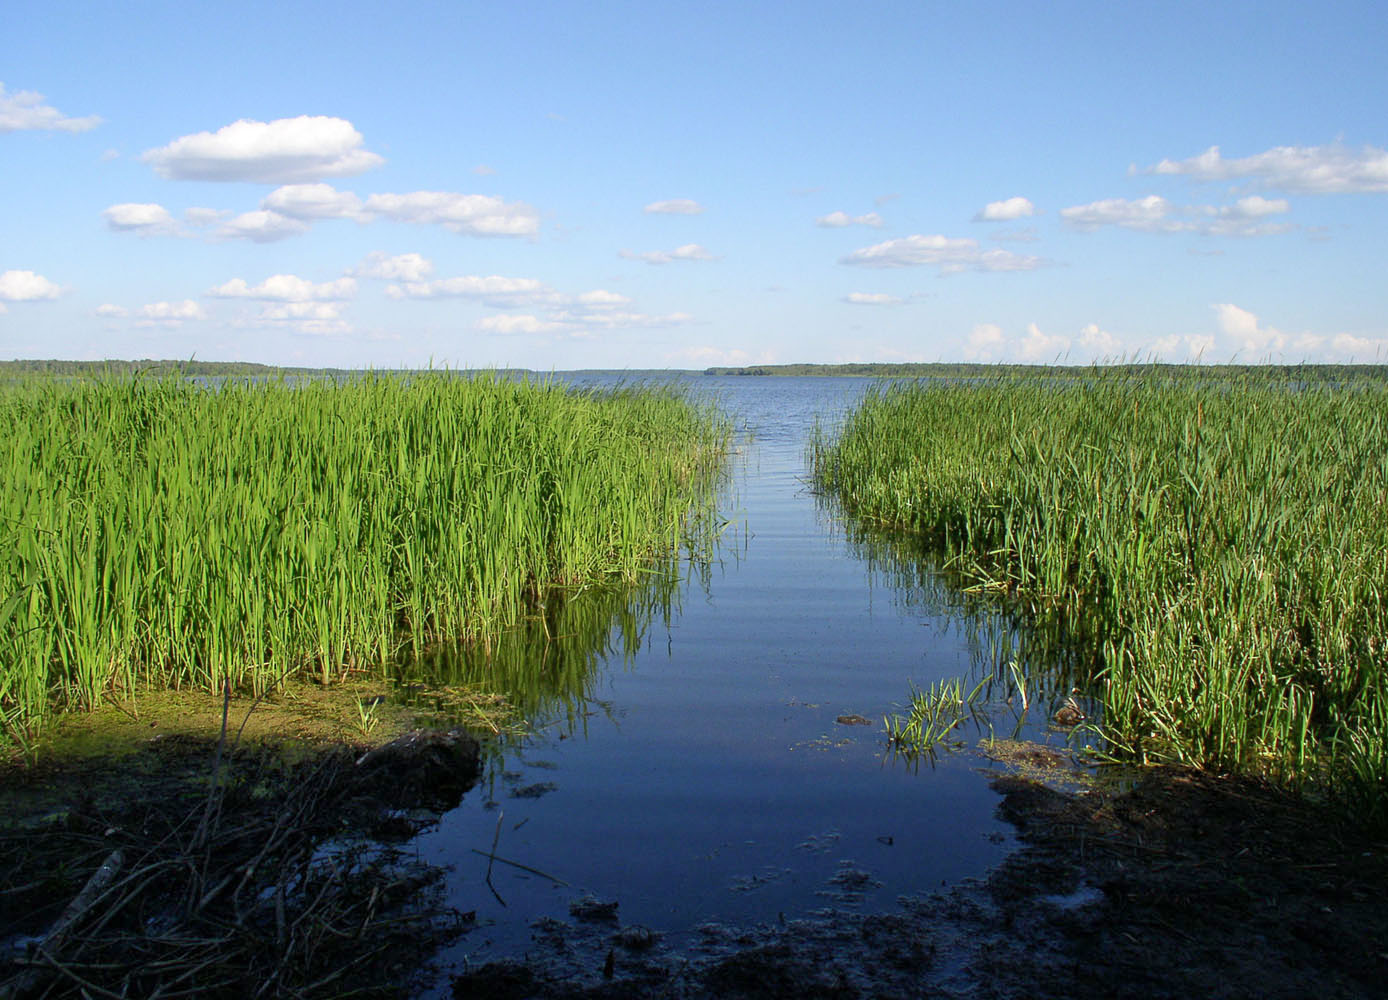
[
  {"xmin": 813, "ymin": 369, "xmax": 1388, "ymax": 822},
  {"xmin": 0, "ymin": 372, "xmax": 728, "ymax": 734}
]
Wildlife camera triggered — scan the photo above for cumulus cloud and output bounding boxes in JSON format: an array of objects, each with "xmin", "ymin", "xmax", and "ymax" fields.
[
  {"xmin": 1018, "ymin": 322, "xmax": 1070, "ymax": 361},
  {"xmin": 619, "ymin": 244, "xmax": 715, "ymax": 264},
  {"xmin": 141, "ymin": 116, "xmax": 384, "ymax": 183},
  {"xmin": 1213, "ymin": 302, "xmax": 1289, "ymax": 355},
  {"xmin": 1060, "ymin": 195, "xmax": 1175, "ymax": 232},
  {"xmin": 816, "ymin": 210, "xmax": 884, "ymax": 228},
  {"xmin": 841, "ymin": 234, "xmax": 1044, "ymax": 274},
  {"xmin": 216, "ymin": 210, "xmax": 310, "ymax": 243},
  {"xmin": 103, "ymin": 202, "xmax": 179, "ymax": 236},
  {"xmin": 1077, "ymin": 323, "xmax": 1122, "ymax": 357},
  {"xmin": 476, "ymin": 303, "xmax": 691, "ymax": 337},
  {"xmin": 209, "ymin": 274, "xmax": 357, "ymax": 302},
  {"xmin": 476, "ymin": 314, "xmax": 569, "ymax": 336},
  {"xmin": 363, "ymin": 191, "xmax": 539, "ymax": 236},
  {"xmin": 0, "ymin": 269, "xmax": 62, "ymax": 302},
  {"xmin": 964, "ymin": 323, "xmax": 1006, "ymax": 361},
  {"xmin": 644, "ymin": 198, "xmax": 704, "ymax": 215},
  {"xmin": 261, "ymin": 183, "xmax": 364, "ymax": 220},
  {"xmin": 576, "ymin": 289, "xmax": 631, "ymax": 307},
  {"xmin": 974, "ymin": 197, "xmax": 1035, "ymax": 222},
  {"xmin": 1060, "ymin": 195, "xmax": 1293, "ymax": 236},
  {"xmin": 386, "ymin": 274, "xmax": 556, "ymax": 308},
  {"xmin": 256, "ymin": 301, "xmax": 349, "ymax": 335},
  {"xmin": 842, "ymin": 292, "xmax": 903, "ymax": 305},
  {"xmin": 1142, "ymin": 143, "xmax": 1388, "ymax": 194},
  {"xmin": 0, "ymin": 83, "xmax": 100, "ymax": 133},
  {"xmin": 130, "ymin": 300, "xmax": 206, "ymax": 327},
  {"xmin": 95, "ymin": 304, "xmax": 128, "ymax": 318},
  {"xmin": 351, "ymin": 252, "xmax": 434, "ymax": 282}
]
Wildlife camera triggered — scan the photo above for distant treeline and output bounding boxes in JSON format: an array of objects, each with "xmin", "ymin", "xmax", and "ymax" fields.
[
  {"xmin": 0, "ymin": 359, "xmax": 355, "ymax": 377},
  {"xmin": 704, "ymin": 362, "xmax": 1388, "ymax": 380}
]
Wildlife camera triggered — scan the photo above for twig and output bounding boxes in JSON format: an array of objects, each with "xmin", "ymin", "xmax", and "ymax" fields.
[{"xmin": 470, "ymin": 848, "xmax": 570, "ymax": 886}]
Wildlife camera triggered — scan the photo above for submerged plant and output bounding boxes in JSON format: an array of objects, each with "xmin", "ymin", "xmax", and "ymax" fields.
[{"xmin": 886, "ymin": 676, "xmax": 987, "ymax": 759}]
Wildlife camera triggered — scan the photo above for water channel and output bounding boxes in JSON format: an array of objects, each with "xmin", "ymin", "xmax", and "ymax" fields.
[{"xmin": 409, "ymin": 375, "xmax": 1060, "ymax": 963}]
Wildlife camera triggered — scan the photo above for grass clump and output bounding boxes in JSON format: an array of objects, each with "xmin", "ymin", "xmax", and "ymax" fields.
[
  {"xmin": 813, "ymin": 368, "xmax": 1388, "ymax": 823},
  {"xmin": 0, "ymin": 372, "xmax": 728, "ymax": 734}
]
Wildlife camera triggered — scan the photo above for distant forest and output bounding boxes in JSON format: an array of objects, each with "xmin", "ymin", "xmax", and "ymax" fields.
[
  {"xmin": 703, "ymin": 362, "xmax": 1388, "ymax": 380},
  {"xmin": 5, "ymin": 359, "xmax": 1387, "ymax": 382},
  {"xmin": 0, "ymin": 359, "xmax": 356, "ymax": 377}
]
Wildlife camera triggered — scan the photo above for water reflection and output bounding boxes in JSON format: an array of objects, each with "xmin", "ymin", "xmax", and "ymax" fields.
[{"xmin": 393, "ymin": 564, "xmax": 685, "ymax": 738}]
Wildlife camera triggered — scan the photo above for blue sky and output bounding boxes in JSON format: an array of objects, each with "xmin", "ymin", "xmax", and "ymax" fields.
[{"xmin": 4, "ymin": 0, "xmax": 1387, "ymax": 369}]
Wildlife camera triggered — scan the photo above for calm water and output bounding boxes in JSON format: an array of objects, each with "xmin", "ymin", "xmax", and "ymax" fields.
[{"xmin": 413, "ymin": 375, "xmax": 1050, "ymax": 959}]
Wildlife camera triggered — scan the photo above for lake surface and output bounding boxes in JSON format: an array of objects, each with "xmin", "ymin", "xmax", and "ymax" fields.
[{"xmin": 414, "ymin": 375, "xmax": 1055, "ymax": 960}]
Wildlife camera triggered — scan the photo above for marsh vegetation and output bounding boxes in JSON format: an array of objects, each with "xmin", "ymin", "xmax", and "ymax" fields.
[
  {"xmin": 0, "ymin": 372, "xmax": 729, "ymax": 742},
  {"xmin": 813, "ymin": 368, "xmax": 1388, "ymax": 823}
]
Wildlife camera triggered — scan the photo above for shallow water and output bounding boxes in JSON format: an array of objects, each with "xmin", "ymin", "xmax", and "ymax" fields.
[{"xmin": 413, "ymin": 375, "xmax": 1057, "ymax": 960}]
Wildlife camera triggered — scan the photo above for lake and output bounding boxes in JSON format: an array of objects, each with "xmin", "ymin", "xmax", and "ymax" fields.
[{"xmin": 411, "ymin": 375, "xmax": 1058, "ymax": 961}]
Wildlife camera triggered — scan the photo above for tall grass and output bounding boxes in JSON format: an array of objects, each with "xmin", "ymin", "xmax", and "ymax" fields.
[
  {"xmin": 813, "ymin": 369, "xmax": 1388, "ymax": 823},
  {"xmin": 0, "ymin": 372, "xmax": 728, "ymax": 733}
]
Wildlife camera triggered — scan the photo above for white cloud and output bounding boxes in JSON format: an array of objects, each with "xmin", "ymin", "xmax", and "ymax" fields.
[
  {"xmin": 478, "ymin": 305, "xmax": 691, "ymax": 337},
  {"xmin": 619, "ymin": 244, "xmax": 715, "ymax": 264},
  {"xmin": 133, "ymin": 300, "xmax": 206, "ymax": 327},
  {"xmin": 975, "ymin": 197, "xmax": 1035, "ymax": 222},
  {"xmin": 842, "ymin": 292, "xmax": 903, "ymax": 305},
  {"xmin": 216, "ymin": 209, "xmax": 310, "ymax": 243},
  {"xmin": 363, "ymin": 191, "xmax": 539, "ymax": 236},
  {"xmin": 209, "ymin": 274, "xmax": 357, "ymax": 302},
  {"xmin": 1018, "ymin": 322, "xmax": 1070, "ymax": 361},
  {"xmin": 1329, "ymin": 332, "xmax": 1388, "ymax": 359},
  {"xmin": 142, "ymin": 116, "xmax": 384, "ymax": 183},
  {"xmin": 964, "ymin": 323, "xmax": 1005, "ymax": 361},
  {"xmin": 103, "ymin": 202, "xmax": 179, "ymax": 236},
  {"xmin": 816, "ymin": 210, "xmax": 884, "ymax": 228},
  {"xmin": 262, "ymin": 183, "xmax": 364, "ymax": 220},
  {"xmin": 0, "ymin": 269, "xmax": 62, "ymax": 302},
  {"xmin": 1214, "ymin": 302, "xmax": 1287, "ymax": 355},
  {"xmin": 1077, "ymin": 323, "xmax": 1122, "ymax": 357},
  {"xmin": 351, "ymin": 251, "xmax": 434, "ymax": 282},
  {"xmin": 644, "ymin": 198, "xmax": 704, "ymax": 215},
  {"xmin": 473, "ymin": 164, "xmax": 497, "ymax": 176},
  {"xmin": 576, "ymin": 289, "xmax": 631, "ymax": 307},
  {"xmin": 95, "ymin": 304, "xmax": 128, "ymax": 318},
  {"xmin": 386, "ymin": 274, "xmax": 556, "ymax": 307},
  {"xmin": 184, "ymin": 207, "xmax": 231, "ymax": 226},
  {"xmin": 257, "ymin": 301, "xmax": 349, "ymax": 335},
  {"xmin": 1060, "ymin": 195, "xmax": 1293, "ymax": 236},
  {"xmin": 841, "ymin": 234, "xmax": 1044, "ymax": 274},
  {"xmin": 477, "ymin": 314, "xmax": 567, "ymax": 335},
  {"xmin": 1144, "ymin": 143, "xmax": 1388, "ymax": 194},
  {"xmin": 1060, "ymin": 195, "xmax": 1175, "ymax": 232},
  {"xmin": 0, "ymin": 83, "xmax": 100, "ymax": 133}
]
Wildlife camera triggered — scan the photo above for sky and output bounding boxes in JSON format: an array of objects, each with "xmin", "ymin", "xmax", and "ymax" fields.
[{"xmin": 4, "ymin": 0, "xmax": 1387, "ymax": 370}]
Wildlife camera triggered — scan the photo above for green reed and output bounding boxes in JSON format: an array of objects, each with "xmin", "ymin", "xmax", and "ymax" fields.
[
  {"xmin": 813, "ymin": 369, "xmax": 1388, "ymax": 823},
  {"xmin": 0, "ymin": 372, "xmax": 728, "ymax": 732}
]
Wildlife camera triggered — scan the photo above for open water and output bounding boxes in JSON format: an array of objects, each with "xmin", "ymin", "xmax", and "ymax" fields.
[{"xmin": 411, "ymin": 375, "xmax": 1060, "ymax": 960}]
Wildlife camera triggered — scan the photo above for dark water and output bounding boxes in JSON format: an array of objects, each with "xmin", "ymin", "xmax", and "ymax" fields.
[{"xmin": 412, "ymin": 376, "xmax": 1054, "ymax": 960}]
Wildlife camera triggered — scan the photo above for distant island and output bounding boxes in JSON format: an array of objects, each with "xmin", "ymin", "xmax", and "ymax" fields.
[{"xmin": 702, "ymin": 361, "xmax": 1388, "ymax": 379}]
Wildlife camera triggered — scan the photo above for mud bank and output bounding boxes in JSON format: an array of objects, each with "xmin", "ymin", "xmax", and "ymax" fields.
[{"xmin": 452, "ymin": 767, "xmax": 1388, "ymax": 999}]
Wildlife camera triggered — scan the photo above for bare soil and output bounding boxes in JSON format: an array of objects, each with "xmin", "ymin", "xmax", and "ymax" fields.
[{"xmin": 5, "ymin": 715, "xmax": 1387, "ymax": 999}]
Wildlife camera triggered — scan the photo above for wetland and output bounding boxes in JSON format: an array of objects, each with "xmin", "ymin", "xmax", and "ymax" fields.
[{"xmin": 4, "ymin": 370, "xmax": 1388, "ymax": 998}]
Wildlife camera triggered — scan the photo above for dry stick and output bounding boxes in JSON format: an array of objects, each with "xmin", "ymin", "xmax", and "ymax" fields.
[
  {"xmin": 485, "ymin": 810, "xmax": 506, "ymax": 906},
  {"xmin": 470, "ymin": 849, "xmax": 570, "ymax": 886},
  {"xmin": 8, "ymin": 848, "xmax": 126, "ymax": 997}
]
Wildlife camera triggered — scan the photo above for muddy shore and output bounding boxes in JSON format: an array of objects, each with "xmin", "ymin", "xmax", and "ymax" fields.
[{"xmin": 4, "ymin": 722, "xmax": 1386, "ymax": 999}]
